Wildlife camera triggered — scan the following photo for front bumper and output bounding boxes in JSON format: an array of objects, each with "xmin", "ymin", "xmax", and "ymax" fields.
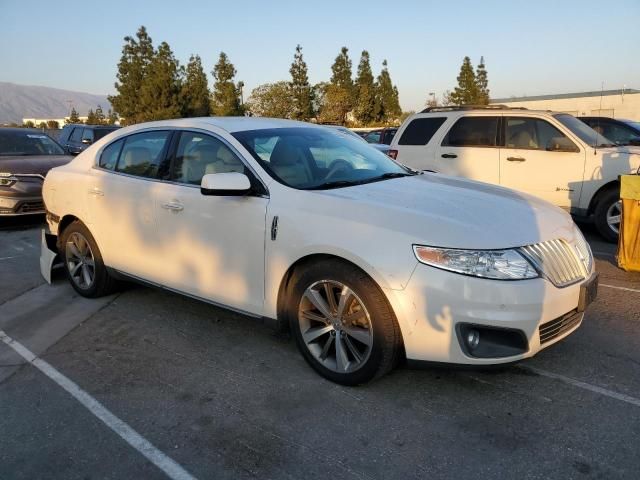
[
  {"xmin": 385, "ymin": 263, "xmax": 596, "ymax": 365},
  {"xmin": 0, "ymin": 195, "xmax": 45, "ymax": 216}
]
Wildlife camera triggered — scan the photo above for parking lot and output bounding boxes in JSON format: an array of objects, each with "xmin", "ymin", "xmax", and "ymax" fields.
[{"xmin": 0, "ymin": 216, "xmax": 639, "ymax": 480}]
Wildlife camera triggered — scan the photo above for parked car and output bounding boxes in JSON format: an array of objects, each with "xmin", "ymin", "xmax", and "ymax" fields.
[
  {"xmin": 58, "ymin": 124, "xmax": 119, "ymax": 155},
  {"xmin": 578, "ymin": 116, "xmax": 640, "ymax": 147},
  {"xmin": 325, "ymin": 125, "xmax": 391, "ymax": 154},
  {"xmin": 41, "ymin": 117, "xmax": 597, "ymax": 385},
  {"xmin": 389, "ymin": 106, "xmax": 640, "ymax": 242},
  {"xmin": 0, "ymin": 128, "xmax": 72, "ymax": 216},
  {"xmin": 362, "ymin": 127, "xmax": 397, "ymax": 146}
]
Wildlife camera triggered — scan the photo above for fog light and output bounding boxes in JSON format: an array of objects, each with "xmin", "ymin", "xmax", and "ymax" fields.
[{"xmin": 466, "ymin": 329, "xmax": 480, "ymax": 350}]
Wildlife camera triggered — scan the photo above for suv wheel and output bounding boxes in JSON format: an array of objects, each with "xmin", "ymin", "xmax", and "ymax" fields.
[
  {"xmin": 286, "ymin": 260, "xmax": 402, "ymax": 385},
  {"xmin": 594, "ymin": 188, "xmax": 621, "ymax": 243}
]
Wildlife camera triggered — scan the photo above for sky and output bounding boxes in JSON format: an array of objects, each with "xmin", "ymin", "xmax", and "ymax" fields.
[{"xmin": 1, "ymin": 0, "xmax": 639, "ymax": 111}]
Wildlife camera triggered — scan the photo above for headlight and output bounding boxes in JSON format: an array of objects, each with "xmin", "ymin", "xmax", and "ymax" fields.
[
  {"xmin": 413, "ymin": 245, "xmax": 539, "ymax": 280},
  {"xmin": 0, "ymin": 173, "xmax": 17, "ymax": 187}
]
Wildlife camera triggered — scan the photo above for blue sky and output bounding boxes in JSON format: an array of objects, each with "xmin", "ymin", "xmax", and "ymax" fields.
[{"xmin": 1, "ymin": 0, "xmax": 638, "ymax": 110}]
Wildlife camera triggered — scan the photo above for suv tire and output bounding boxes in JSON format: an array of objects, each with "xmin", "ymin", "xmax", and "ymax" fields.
[{"xmin": 594, "ymin": 187, "xmax": 621, "ymax": 243}]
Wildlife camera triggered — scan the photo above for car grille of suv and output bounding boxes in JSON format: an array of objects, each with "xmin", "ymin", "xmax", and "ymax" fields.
[
  {"xmin": 19, "ymin": 201, "xmax": 45, "ymax": 213},
  {"xmin": 539, "ymin": 309, "xmax": 582, "ymax": 344},
  {"xmin": 519, "ymin": 238, "xmax": 590, "ymax": 288}
]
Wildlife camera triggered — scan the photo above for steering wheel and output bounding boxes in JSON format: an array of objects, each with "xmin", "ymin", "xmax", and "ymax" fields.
[{"xmin": 326, "ymin": 159, "xmax": 353, "ymax": 180}]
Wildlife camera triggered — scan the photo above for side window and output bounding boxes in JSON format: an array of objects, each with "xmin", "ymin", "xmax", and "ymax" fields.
[
  {"xmin": 99, "ymin": 139, "xmax": 124, "ymax": 170},
  {"xmin": 442, "ymin": 117, "xmax": 499, "ymax": 147},
  {"xmin": 597, "ymin": 122, "xmax": 636, "ymax": 145},
  {"xmin": 70, "ymin": 127, "xmax": 83, "ymax": 143},
  {"xmin": 398, "ymin": 118, "xmax": 446, "ymax": 145},
  {"xmin": 82, "ymin": 129, "xmax": 94, "ymax": 143},
  {"xmin": 115, "ymin": 131, "xmax": 171, "ymax": 179},
  {"xmin": 505, "ymin": 117, "xmax": 577, "ymax": 152},
  {"xmin": 382, "ymin": 129, "xmax": 397, "ymax": 145},
  {"xmin": 364, "ymin": 131, "xmax": 381, "ymax": 143},
  {"xmin": 173, "ymin": 132, "xmax": 247, "ymax": 185}
]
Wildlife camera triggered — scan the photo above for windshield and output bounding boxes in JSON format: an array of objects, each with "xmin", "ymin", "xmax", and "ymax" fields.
[
  {"xmin": 0, "ymin": 130, "xmax": 65, "ymax": 156},
  {"xmin": 623, "ymin": 120, "xmax": 640, "ymax": 132},
  {"xmin": 554, "ymin": 114, "xmax": 615, "ymax": 148},
  {"xmin": 233, "ymin": 127, "xmax": 412, "ymax": 190}
]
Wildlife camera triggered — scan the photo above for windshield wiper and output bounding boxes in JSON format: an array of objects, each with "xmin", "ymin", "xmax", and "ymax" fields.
[
  {"xmin": 376, "ymin": 172, "xmax": 415, "ymax": 179},
  {"xmin": 307, "ymin": 179, "xmax": 366, "ymax": 190}
]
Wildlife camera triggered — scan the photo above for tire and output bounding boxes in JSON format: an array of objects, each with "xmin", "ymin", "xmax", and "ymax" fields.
[
  {"xmin": 60, "ymin": 221, "xmax": 118, "ymax": 297},
  {"xmin": 594, "ymin": 188, "xmax": 621, "ymax": 243},
  {"xmin": 286, "ymin": 260, "xmax": 402, "ymax": 385}
]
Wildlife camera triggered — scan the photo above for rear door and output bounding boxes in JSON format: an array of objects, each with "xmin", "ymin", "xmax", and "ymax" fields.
[
  {"xmin": 434, "ymin": 115, "xmax": 501, "ymax": 185},
  {"xmin": 499, "ymin": 116, "xmax": 585, "ymax": 207},
  {"xmin": 66, "ymin": 127, "xmax": 84, "ymax": 154},
  {"xmin": 393, "ymin": 116, "xmax": 447, "ymax": 170}
]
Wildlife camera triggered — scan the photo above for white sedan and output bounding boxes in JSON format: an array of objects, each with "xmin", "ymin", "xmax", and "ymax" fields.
[{"xmin": 40, "ymin": 117, "xmax": 598, "ymax": 385}]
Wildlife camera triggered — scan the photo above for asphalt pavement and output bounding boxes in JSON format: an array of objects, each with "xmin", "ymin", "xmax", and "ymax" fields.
[{"xmin": 1, "ymin": 216, "xmax": 639, "ymax": 480}]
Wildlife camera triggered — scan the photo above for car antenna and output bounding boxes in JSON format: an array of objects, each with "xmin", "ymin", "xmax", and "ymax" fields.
[{"xmin": 594, "ymin": 81, "xmax": 604, "ymax": 154}]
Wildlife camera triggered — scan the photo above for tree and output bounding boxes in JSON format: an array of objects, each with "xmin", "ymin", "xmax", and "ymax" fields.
[
  {"xmin": 23, "ymin": 121, "xmax": 35, "ymax": 128},
  {"xmin": 246, "ymin": 82, "xmax": 295, "ymax": 118},
  {"xmin": 86, "ymin": 108, "xmax": 97, "ymax": 124},
  {"xmin": 137, "ymin": 41, "xmax": 183, "ymax": 121},
  {"xmin": 38, "ymin": 122, "xmax": 47, "ymax": 129},
  {"xmin": 354, "ymin": 51, "xmax": 376, "ymax": 126},
  {"xmin": 211, "ymin": 52, "xmax": 244, "ymax": 116},
  {"xmin": 95, "ymin": 105, "xmax": 106, "ymax": 125},
  {"xmin": 289, "ymin": 45, "xmax": 314, "ymax": 121},
  {"xmin": 46, "ymin": 120, "xmax": 60, "ymax": 129},
  {"xmin": 181, "ymin": 54, "xmax": 211, "ymax": 117},
  {"xmin": 321, "ymin": 47, "xmax": 354, "ymax": 125},
  {"xmin": 449, "ymin": 56, "xmax": 478, "ymax": 106},
  {"xmin": 475, "ymin": 56, "xmax": 490, "ymax": 105},
  {"xmin": 374, "ymin": 60, "xmax": 401, "ymax": 123},
  {"xmin": 66, "ymin": 107, "xmax": 81, "ymax": 124},
  {"xmin": 109, "ymin": 26, "xmax": 155, "ymax": 125},
  {"xmin": 107, "ymin": 109, "xmax": 119, "ymax": 125}
]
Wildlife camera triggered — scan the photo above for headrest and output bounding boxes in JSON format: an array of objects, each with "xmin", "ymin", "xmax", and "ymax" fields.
[{"xmin": 270, "ymin": 139, "xmax": 304, "ymax": 167}]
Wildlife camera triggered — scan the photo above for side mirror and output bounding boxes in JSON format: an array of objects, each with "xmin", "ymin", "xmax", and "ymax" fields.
[
  {"xmin": 546, "ymin": 137, "xmax": 579, "ymax": 153},
  {"xmin": 201, "ymin": 172, "xmax": 251, "ymax": 196},
  {"xmin": 81, "ymin": 138, "xmax": 92, "ymax": 145}
]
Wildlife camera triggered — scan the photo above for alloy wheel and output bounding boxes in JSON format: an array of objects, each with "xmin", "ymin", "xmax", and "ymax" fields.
[
  {"xmin": 65, "ymin": 232, "xmax": 95, "ymax": 289},
  {"xmin": 298, "ymin": 280, "xmax": 373, "ymax": 373},
  {"xmin": 606, "ymin": 200, "xmax": 622, "ymax": 235}
]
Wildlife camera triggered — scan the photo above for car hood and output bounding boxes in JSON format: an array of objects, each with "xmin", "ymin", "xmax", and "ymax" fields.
[
  {"xmin": 315, "ymin": 174, "xmax": 576, "ymax": 249},
  {"xmin": 0, "ymin": 155, "xmax": 73, "ymax": 175}
]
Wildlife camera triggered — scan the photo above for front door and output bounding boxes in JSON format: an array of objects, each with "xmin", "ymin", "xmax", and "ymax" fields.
[
  {"xmin": 153, "ymin": 130, "xmax": 268, "ymax": 315},
  {"xmin": 499, "ymin": 116, "xmax": 585, "ymax": 208}
]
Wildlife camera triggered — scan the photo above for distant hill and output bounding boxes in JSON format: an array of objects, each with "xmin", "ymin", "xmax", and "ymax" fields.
[{"xmin": 0, "ymin": 82, "xmax": 111, "ymax": 124}]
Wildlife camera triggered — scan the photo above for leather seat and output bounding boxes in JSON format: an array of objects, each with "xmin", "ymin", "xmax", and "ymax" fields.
[
  {"xmin": 269, "ymin": 140, "xmax": 313, "ymax": 186},
  {"xmin": 120, "ymin": 147, "xmax": 151, "ymax": 175},
  {"xmin": 181, "ymin": 143, "xmax": 219, "ymax": 184}
]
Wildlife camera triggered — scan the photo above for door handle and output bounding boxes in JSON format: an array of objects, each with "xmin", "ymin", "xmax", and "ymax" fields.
[
  {"xmin": 507, "ymin": 156, "xmax": 526, "ymax": 162},
  {"xmin": 88, "ymin": 187, "xmax": 104, "ymax": 196},
  {"xmin": 441, "ymin": 153, "xmax": 457, "ymax": 159},
  {"xmin": 162, "ymin": 201, "xmax": 184, "ymax": 212}
]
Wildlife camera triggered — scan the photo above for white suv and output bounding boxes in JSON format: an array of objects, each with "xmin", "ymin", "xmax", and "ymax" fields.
[{"xmin": 389, "ymin": 106, "xmax": 640, "ymax": 241}]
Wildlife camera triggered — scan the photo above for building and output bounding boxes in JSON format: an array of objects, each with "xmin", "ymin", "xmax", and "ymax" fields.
[
  {"xmin": 22, "ymin": 116, "xmax": 89, "ymax": 128},
  {"xmin": 490, "ymin": 88, "xmax": 640, "ymax": 120}
]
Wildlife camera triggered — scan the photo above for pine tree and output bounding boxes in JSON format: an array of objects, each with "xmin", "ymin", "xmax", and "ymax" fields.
[
  {"xmin": 289, "ymin": 45, "xmax": 314, "ymax": 121},
  {"xmin": 211, "ymin": 52, "xmax": 244, "ymax": 116},
  {"xmin": 449, "ymin": 56, "xmax": 479, "ymax": 106},
  {"xmin": 181, "ymin": 54, "xmax": 211, "ymax": 117},
  {"xmin": 86, "ymin": 109, "xmax": 97, "ymax": 124},
  {"xmin": 374, "ymin": 60, "xmax": 401, "ymax": 123},
  {"xmin": 108, "ymin": 26, "xmax": 155, "ymax": 125},
  {"xmin": 66, "ymin": 107, "xmax": 81, "ymax": 124},
  {"xmin": 475, "ymin": 56, "xmax": 490, "ymax": 105},
  {"xmin": 354, "ymin": 51, "xmax": 376, "ymax": 126},
  {"xmin": 321, "ymin": 47, "xmax": 354, "ymax": 125},
  {"xmin": 107, "ymin": 109, "xmax": 119, "ymax": 125},
  {"xmin": 46, "ymin": 120, "xmax": 60, "ymax": 129},
  {"xmin": 138, "ymin": 41, "xmax": 183, "ymax": 121},
  {"xmin": 95, "ymin": 105, "xmax": 106, "ymax": 125}
]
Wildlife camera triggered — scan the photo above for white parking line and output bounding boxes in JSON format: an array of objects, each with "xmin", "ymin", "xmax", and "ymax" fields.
[
  {"xmin": 525, "ymin": 366, "xmax": 640, "ymax": 408},
  {"xmin": 0, "ymin": 256, "xmax": 21, "ymax": 261},
  {"xmin": 0, "ymin": 330, "xmax": 197, "ymax": 480},
  {"xmin": 601, "ymin": 283, "xmax": 640, "ymax": 294}
]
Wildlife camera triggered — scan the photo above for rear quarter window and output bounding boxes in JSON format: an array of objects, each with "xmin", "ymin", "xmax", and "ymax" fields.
[
  {"xmin": 398, "ymin": 118, "xmax": 447, "ymax": 145},
  {"xmin": 99, "ymin": 139, "xmax": 124, "ymax": 170}
]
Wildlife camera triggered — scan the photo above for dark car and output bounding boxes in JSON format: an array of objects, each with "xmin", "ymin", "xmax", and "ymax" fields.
[
  {"xmin": 58, "ymin": 124, "xmax": 119, "ymax": 155},
  {"xmin": 579, "ymin": 116, "xmax": 640, "ymax": 147},
  {"xmin": 0, "ymin": 129, "xmax": 72, "ymax": 216},
  {"xmin": 362, "ymin": 127, "xmax": 398, "ymax": 146}
]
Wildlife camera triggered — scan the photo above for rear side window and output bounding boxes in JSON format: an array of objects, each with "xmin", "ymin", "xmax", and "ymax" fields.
[
  {"xmin": 82, "ymin": 129, "xmax": 94, "ymax": 142},
  {"xmin": 94, "ymin": 128, "xmax": 118, "ymax": 141},
  {"xmin": 364, "ymin": 131, "xmax": 381, "ymax": 143},
  {"xmin": 115, "ymin": 131, "xmax": 171, "ymax": 179},
  {"xmin": 99, "ymin": 139, "xmax": 124, "ymax": 170},
  {"xmin": 442, "ymin": 117, "xmax": 499, "ymax": 147},
  {"xmin": 382, "ymin": 129, "xmax": 397, "ymax": 145},
  {"xmin": 398, "ymin": 118, "xmax": 446, "ymax": 145},
  {"xmin": 70, "ymin": 127, "xmax": 83, "ymax": 142}
]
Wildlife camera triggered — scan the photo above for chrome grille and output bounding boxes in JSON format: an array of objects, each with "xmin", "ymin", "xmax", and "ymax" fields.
[
  {"xmin": 539, "ymin": 310, "xmax": 582, "ymax": 344},
  {"xmin": 519, "ymin": 238, "xmax": 588, "ymax": 288}
]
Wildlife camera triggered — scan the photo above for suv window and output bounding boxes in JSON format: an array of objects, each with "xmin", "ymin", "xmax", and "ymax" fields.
[
  {"xmin": 398, "ymin": 118, "xmax": 446, "ymax": 145},
  {"xmin": 94, "ymin": 128, "xmax": 118, "ymax": 141},
  {"xmin": 99, "ymin": 139, "xmax": 124, "ymax": 170},
  {"xmin": 505, "ymin": 117, "xmax": 576, "ymax": 151},
  {"xmin": 115, "ymin": 131, "xmax": 171, "ymax": 179},
  {"xmin": 442, "ymin": 117, "xmax": 499, "ymax": 147},
  {"xmin": 587, "ymin": 120, "xmax": 637, "ymax": 146},
  {"xmin": 364, "ymin": 131, "xmax": 381, "ymax": 143},
  {"xmin": 381, "ymin": 129, "xmax": 397, "ymax": 145},
  {"xmin": 173, "ymin": 131, "xmax": 247, "ymax": 185},
  {"xmin": 70, "ymin": 127, "xmax": 83, "ymax": 143},
  {"xmin": 82, "ymin": 129, "xmax": 94, "ymax": 143}
]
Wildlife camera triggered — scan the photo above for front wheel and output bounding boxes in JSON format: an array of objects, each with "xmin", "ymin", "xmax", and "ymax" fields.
[
  {"xmin": 594, "ymin": 188, "xmax": 621, "ymax": 243},
  {"xmin": 287, "ymin": 260, "xmax": 402, "ymax": 385}
]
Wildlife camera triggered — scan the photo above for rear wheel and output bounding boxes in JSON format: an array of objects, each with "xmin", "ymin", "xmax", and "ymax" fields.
[
  {"xmin": 287, "ymin": 260, "xmax": 402, "ymax": 385},
  {"xmin": 60, "ymin": 221, "xmax": 118, "ymax": 297},
  {"xmin": 594, "ymin": 188, "xmax": 621, "ymax": 243}
]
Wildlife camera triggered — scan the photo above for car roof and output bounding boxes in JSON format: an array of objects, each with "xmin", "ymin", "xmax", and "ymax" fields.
[
  {"xmin": 0, "ymin": 127, "xmax": 49, "ymax": 134},
  {"xmin": 118, "ymin": 117, "xmax": 321, "ymax": 134}
]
